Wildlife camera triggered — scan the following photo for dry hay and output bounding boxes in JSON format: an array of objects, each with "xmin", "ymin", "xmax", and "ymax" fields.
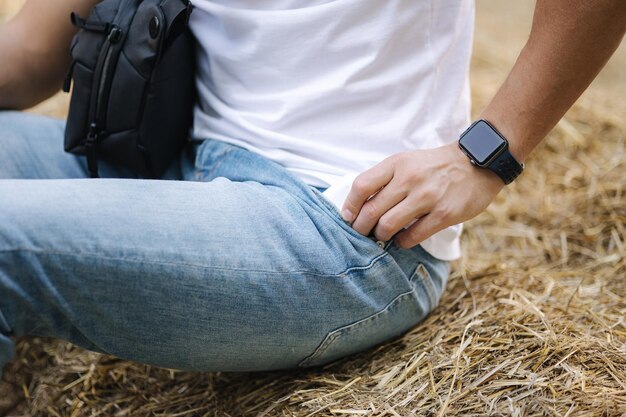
[{"xmin": 2, "ymin": 3, "xmax": 626, "ymax": 416}]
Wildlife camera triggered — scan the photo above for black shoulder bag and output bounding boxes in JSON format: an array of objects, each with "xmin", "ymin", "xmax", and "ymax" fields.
[{"xmin": 63, "ymin": 0, "xmax": 195, "ymax": 178}]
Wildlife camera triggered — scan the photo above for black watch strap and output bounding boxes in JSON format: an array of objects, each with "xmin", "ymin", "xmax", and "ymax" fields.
[{"xmin": 489, "ymin": 148, "xmax": 524, "ymax": 185}]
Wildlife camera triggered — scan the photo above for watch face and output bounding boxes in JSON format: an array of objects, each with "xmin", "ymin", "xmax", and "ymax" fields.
[{"xmin": 459, "ymin": 120, "xmax": 507, "ymax": 166}]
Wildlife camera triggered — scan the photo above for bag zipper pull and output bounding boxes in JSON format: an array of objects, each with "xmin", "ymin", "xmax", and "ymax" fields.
[
  {"xmin": 108, "ymin": 26, "xmax": 123, "ymax": 43},
  {"xmin": 85, "ymin": 123, "xmax": 100, "ymax": 178}
]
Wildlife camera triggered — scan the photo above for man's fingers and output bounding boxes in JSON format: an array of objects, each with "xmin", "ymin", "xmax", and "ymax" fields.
[
  {"xmin": 341, "ymin": 158, "xmax": 395, "ymax": 223},
  {"xmin": 372, "ymin": 195, "xmax": 430, "ymax": 242},
  {"xmin": 394, "ymin": 212, "xmax": 446, "ymax": 249},
  {"xmin": 350, "ymin": 180, "xmax": 407, "ymax": 237}
]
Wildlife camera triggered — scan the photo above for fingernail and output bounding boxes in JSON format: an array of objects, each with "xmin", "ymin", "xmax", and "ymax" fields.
[{"xmin": 342, "ymin": 209, "xmax": 354, "ymax": 223}]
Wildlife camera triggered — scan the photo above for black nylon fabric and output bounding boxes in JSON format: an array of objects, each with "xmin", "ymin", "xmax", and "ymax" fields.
[{"xmin": 64, "ymin": 0, "xmax": 195, "ymax": 178}]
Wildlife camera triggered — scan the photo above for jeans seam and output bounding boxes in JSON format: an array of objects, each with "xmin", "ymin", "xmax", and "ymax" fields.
[{"xmin": 0, "ymin": 248, "xmax": 390, "ymax": 278}]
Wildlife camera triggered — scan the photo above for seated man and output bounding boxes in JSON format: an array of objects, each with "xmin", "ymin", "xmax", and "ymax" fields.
[{"xmin": 0, "ymin": 0, "xmax": 624, "ymax": 379}]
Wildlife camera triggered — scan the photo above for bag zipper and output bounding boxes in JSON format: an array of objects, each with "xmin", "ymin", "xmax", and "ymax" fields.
[{"xmin": 86, "ymin": 25, "xmax": 123, "ymax": 178}]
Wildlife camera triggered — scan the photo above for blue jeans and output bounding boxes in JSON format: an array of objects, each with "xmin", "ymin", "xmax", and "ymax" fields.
[{"xmin": 0, "ymin": 111, "xmax": 449, "ymax": 376}]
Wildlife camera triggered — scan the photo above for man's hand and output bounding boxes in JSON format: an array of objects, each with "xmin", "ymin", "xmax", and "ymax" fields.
[
  {"xmin": 341, "ymin": 143, "xmax": 504, "ymax": 249},
  {"xmin": 341, "ymin": 0, "xmax": 624, "ymax": 250}
]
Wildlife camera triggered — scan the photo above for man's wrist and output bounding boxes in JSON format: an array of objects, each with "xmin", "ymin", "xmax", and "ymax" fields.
[{"xmin": 446, "ymin": 142, "xmax": 506, "ymax": 191}]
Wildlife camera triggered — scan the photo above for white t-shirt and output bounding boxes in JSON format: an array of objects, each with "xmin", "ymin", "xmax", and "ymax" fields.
[{"xmin": 189, "ymin": 0, "xmax": 474, "ymax": 261}]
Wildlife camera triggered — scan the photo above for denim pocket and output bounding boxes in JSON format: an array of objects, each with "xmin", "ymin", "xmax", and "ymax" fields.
[
  {"xmin": 297, "ymin": 261, "xmax": 438, "ymax": 368},
  {"xmin": 298, "ymin": 290, "xmax": 420, "ymax": 367},
  {"xmin": 306, "ymin": 185, "xmax": 390, "ymax": 251}
]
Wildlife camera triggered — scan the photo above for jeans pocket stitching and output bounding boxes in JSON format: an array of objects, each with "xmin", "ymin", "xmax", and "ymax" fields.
[
  {"xmin": 298, "ymin": 290, "xmax": 413, "ymax": 367},
  {"xmin": 0, "ymin": 307, "xmax": 12, "ymax": 334},
  {"xmin": 411, "ymin": 263, "xmax": 438, "ymax": 310}
]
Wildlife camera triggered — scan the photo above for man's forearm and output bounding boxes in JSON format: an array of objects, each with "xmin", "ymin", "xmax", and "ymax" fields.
[
  {"xmin": 0, "ymin": 0, "xmax": 100, "ymax": 110},
  {"xmin": 480, "ymin": 0, "xmax": 626, "ymax": 163},
  {"xmin": 0, "ymin": 23, "xmax": 29, "ymax": 109},
  {"xmin": 0, "ymin": 23, "xmax": 57, "ymax": 110}
]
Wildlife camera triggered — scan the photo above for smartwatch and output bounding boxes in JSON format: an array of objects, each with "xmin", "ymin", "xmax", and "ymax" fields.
[{"xmin": 458, "ymin": 119, "xmax": 524, "ymax": 185}]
